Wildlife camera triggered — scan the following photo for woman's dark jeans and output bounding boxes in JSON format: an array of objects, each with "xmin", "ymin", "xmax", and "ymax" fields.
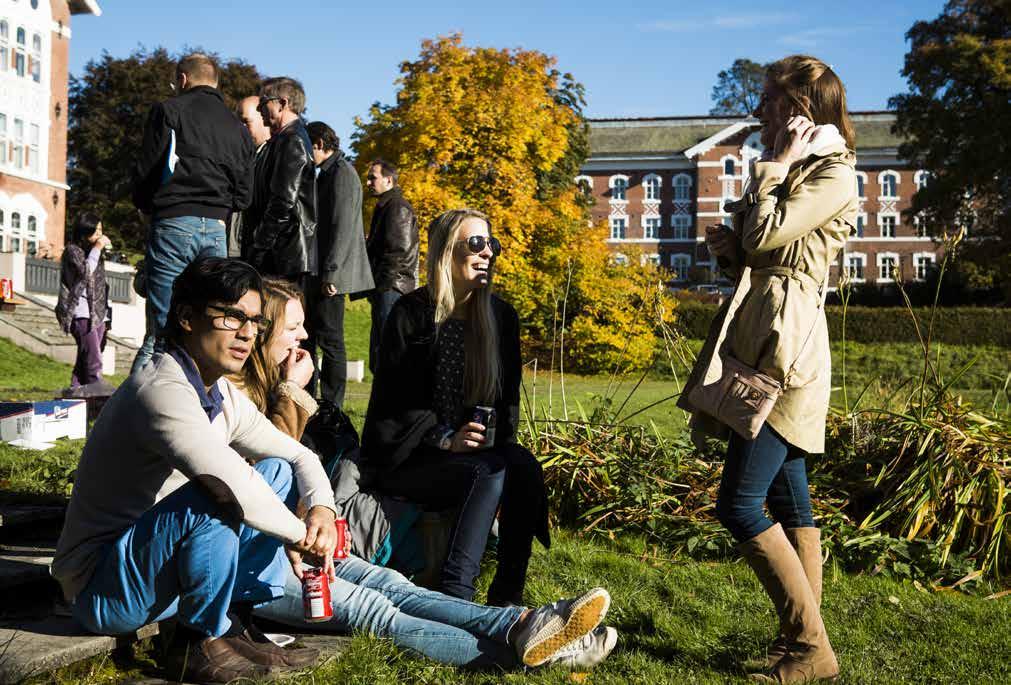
[
  {"xmin": 377, "ymin": 443, "xmax": 545, "ymax": 602},
  {"xmin": 716, "ymin": 423, "xmax": 816, "ymax": 543}
]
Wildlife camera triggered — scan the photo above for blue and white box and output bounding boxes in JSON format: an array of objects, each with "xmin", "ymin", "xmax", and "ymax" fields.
[{"xmin": 0, "ymin": 400, "xmax": 87, "ymax": 447}]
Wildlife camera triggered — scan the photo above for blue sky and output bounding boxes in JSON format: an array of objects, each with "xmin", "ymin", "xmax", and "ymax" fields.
[{"xmin": 68, "ymin": 1, "xmax": 945, "ymax": 150}]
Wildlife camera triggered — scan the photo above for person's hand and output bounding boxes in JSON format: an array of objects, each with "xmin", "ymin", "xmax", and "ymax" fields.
[
  {"xmin": 97, "ymin": 235, "xmax": 112, "ymax": 251},
  {"xmin": 288, "ymin": 505, "xmax": 338, "ymax": 581},
  {"xmin": 705, "ymin": 224, "xmax": 739, "ymax": 259},
  {"xmin": 772, "ymin": 115, "xmax": 815, "ymax": 167},
  {"xmin": 450, "ymin": 421, "xmax": 487, "ymax": 452},
  {"xmin": 282, "ymin": 348, "xmax": 314, "ymax": 389},
  {"xmin": 321, "ymin": 283, "xmax": 338, "ymax": 298}
]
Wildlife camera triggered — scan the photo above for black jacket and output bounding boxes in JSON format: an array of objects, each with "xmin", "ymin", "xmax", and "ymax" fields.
[
  {"xmin": 366, "ymin": 187, "xmax": 418, "ymax": 294},
  {"xmin": 360, "ymin": 287, "xmax": 522, "ymax": 474},
  {"xmin": 316, "ymin": 151, "xmax": 374, "ymax": 295},
  {"xmin": 132, "ymin": 86, "xmax": 253, "ymax": 221},
  {"xmin": 243, "ymin": 119, "xmax": 317, "ymax": 278}
]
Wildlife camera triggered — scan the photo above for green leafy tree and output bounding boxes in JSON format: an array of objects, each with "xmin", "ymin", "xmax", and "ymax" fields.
[
  {"xmin": 709, "ymin": 58, "xmax": 767, "ymax": 115},
  {"xmin": 67, "ymin": 47, "xmax": 261, "ymax": 254},
  {"xmin": 890, "ymin": 0, "xmax": 1011, "ymax": 303}
]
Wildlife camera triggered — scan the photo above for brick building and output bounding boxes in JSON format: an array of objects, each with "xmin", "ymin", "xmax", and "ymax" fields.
[
  {"xmin": 0, "ymin": 0, "xmax": 101, "ymax": 259},
  {"xmin": 579, "ymin": 112, "xmax": 939, "ymax": 287}
]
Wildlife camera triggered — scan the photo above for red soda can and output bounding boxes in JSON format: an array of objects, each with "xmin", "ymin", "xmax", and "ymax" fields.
[
  {"xmin": 301, "ymin": 567, "xmax": 333, "ymax": 622},
  {"xmin": 334, "ymin": 517, "xmax": 349, "ymax": 561}
]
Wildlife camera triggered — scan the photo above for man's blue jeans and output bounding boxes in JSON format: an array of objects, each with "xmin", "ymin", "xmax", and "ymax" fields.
[
  {"xmin": 368, "ymin": 289, "xmax": 403, "ymax": 373},
  {"xmin": 131, "ymin": 216, "xmax": 227, "ymax": 374},
  {"xmin": 254, "ymin": 556, "xmax": 524, "ymax": 668},
  {"xmin": 715, "ymin": 423, "xmax": 816, "ymax": 543},
  {"xmin": 71, "ymin": 458, "xmax": 294, "ymax": 638}
]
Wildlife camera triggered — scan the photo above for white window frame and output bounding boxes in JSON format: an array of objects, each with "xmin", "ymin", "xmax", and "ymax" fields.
[
  {"xmin": 671, "ymin": 214, "xmax": 692, "ymax": 241},
  {"xmin": 641, "ymin": 253, "xmax": 661, "ymax": 267},
  {"xmin": 855, "ymin": 211, "xmax": 868, "ymax": 238},
  {"xmin": 913, "ymin": 252, "xmax": 936, "ymax": 281},
  {"xmin": 0, "ymin": 114, "xmax": 6, "ymax": 168},
  {"xmin": 613, "ymin": 252, "xmax": 629, "ymax": 266},
  {"xmin": 876, "ymin": 252, "xmax": 899, "ymax": 283},
  {"xmin": 12, "ymin": 118, "xmax": 24, "ymax": 169},
  {"xmin": 878, "ymin": 212, "xmax": 898, "ymax": 239},
  {"xmin": 878, "ymin": 170, "xmax": 900, "ymax": 200},
  {"xmin": 719, "ymin": 155, "xmax": 739, "ymax": 179},
  {"xmin": 642, "ymin": 215, "xmax": 661, "ymax": 240},
  {"xmin": 642, "ymin": 173, "xmax": 661, "ymax": 202},
  {"xmin": 608, "ymin": 174, "xmax": 630, "ymax": 203},
  {"xmin": 0, "ymin": 21, "xmax": 9, "ymax": 74},
  {"xmin": 844, "ymin": 252, "xmax": 866, "ymax": 283},
  {"xmin": 14, "ymin": 26, "xmax": 26, "ymax": 79},
  {"xmin": 855, "ymin": 170, "xmax": 868, "ymax": 199},
  {"xmin": 913, "ymin": 170, "xmax": 929, "ymax": 192},
  {"xmin": 609, "ymin": 217, "xmax": 627, "ymax": 240},
  {"xmin": 670, "ymin": 254, "xmax": 691, "ymax": 281},
  {"xmin": 574, "ymin": 174, "xmax": 593, "ymax": 194},
  {"xmin": 673, "ymin": 173, "xmax": 692, "ymax": 202}
]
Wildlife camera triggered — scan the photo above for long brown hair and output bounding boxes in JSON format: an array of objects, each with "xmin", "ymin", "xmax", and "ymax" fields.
[
  {"xmin": 426, "ymin": 208, "xmax": 501, "ymax": 406},
  {"xmin": 766, "ymin": 55, "xmax": 856, "ymax": 150},
  {"xmin": 233, "ymin": 277, "xmax": 304, "ymax": 413}
]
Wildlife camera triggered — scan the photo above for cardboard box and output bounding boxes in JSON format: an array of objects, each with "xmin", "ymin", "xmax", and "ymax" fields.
[{"xmin": 0, "ymin": 400, "xmax": 87, "ymax": 448}]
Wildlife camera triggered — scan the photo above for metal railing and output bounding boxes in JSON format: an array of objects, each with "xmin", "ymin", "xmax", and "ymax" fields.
[{"xmin": 26, "ymin": 257, "xmax": 133, "ymax": 303}]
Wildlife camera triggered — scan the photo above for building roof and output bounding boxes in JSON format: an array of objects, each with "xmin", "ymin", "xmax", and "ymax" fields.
[
  {"xmin": 68, "ymin": 0, "xmax": 102, "ymax": 16},
  {"xmin": 588, "ymin": 111, "xmax": 900, "ymax": 158}
]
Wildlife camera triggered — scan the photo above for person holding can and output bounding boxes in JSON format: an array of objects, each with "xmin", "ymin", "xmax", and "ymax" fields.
[{"xmin": 361, "ymin": 208, "xmax": 550, "ymax": 607}]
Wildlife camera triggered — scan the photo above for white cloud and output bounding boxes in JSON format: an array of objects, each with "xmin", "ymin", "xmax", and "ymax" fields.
[
  {"xmin": 640, "ymin": 12, "xmax": 798, "ymax": 33},
  {"xmin": 778, "ymin": 26, "xmax": 867, "ymax": 49}
]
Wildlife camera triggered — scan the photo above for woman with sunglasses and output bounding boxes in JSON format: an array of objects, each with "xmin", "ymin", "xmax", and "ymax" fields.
[{"xmin": 361, "ymin": 208, "xmax": 550, "ymax": 607}]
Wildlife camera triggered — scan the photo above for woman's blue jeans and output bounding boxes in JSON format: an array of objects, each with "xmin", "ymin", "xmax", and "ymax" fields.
[
  {"xmin": 254, "ymin": 556, "xmax": 523, "ymax": 669},
  {"xmin": 716, "ymin": 423, "xmax": 816, "ymax": 543},
  {"xmin": 71, "ymin": 458, "xmax": 294, "ymax": 638}
]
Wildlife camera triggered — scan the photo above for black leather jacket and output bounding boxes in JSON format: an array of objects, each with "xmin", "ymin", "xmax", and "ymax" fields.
[
  {"xmin": 366, "ymin": 187, "xmax": 419, "ymax": 294},
  {"xmin": 243, "ymin": 119, "xmax": 317, "ymax": 277}
]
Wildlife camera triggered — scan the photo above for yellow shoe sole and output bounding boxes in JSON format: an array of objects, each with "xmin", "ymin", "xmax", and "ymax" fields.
[{"xmin": 521, "ymin": 589, "xmax": 610, "ymax": 667}]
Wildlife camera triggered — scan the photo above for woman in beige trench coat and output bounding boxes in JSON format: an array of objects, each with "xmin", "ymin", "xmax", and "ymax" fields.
[{"xmin": 678, "ymin": 55, "xmax": 858, "ymax": 683}]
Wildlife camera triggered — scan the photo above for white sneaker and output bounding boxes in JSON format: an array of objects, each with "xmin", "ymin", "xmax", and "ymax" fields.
[
  {"xmin": 542, "ymin": 626, "xmax": 619, "ymax": 670},
  {"xmin": 512, "ymin": 588, "xmax": 611, "ymax": 667}
]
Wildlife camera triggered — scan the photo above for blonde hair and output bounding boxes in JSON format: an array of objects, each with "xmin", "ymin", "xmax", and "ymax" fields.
[
  {"xmin": 766, "ymin": 55, "xmax": 856, "ymax": 150},
  {"xmin": 233, "ymin": 277, "xmax": 304, "ymax": 413},
  {"xmin": 426, "ymin": 208, "xmax": 501, "ymax": 406}
]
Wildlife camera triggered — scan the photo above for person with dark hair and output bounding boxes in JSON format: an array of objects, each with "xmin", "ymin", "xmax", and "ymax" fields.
[
  {"xmin": 242, "ymin": 77, "xmax": 317, "ymax": 287},
  {"xmin": 53, "ymin": 256, "xmax": 339, "ymax": 683},
  {"xmin": 363, "ymin": 158, "xmax": 418, "ymax": 372},
  {"xmin": 304, "ymin": 121, "xmax": 373, "ymax": 407},
  {"xmin": 55, "ymin": 212, "xmax": 112, "ymax": 388},
  {"xmin": 131, "ymin": 52, "xmax": 255, "ymax": 374}
]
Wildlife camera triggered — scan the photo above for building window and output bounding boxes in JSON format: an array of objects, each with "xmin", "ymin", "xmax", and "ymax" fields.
[
  {"xmin": 0, "ymin": 114, "xmax": 6, "ymax": 167},
  {"xmin": 845, "ymin": 254, "xmax": 866, "ymax": 282},
  {"xmin": 643, "ymin": 174, "xmax": 661, "ymax": 201},
  {"xmin": 30, "ymin": 32, "xmax": 41, "ymax": 83},
  {"xmin": 914, "ymin": 253, "xmax": 935, "ymax": 281},
  {"xmin": 12, "ymin": 118, "xmax": 24, "ymax": 168},
  {"xmin": 879, "ymin": 171, "xmax": 899, "ymax": 198},
  {"xmin": 28, "ymin": 123, "xmax": 39, "ymax": 173},
  {"xmin": 643, "ymin": 216, "xmax": 661, "ymax": 239},
  {"xmin": 32, "ymin": 0, "xmax": 41, "ymax": 9},
  {"xmin": 575, "ymin": 175, "xmax": 593, "ymax": 197},
  {"xmin": 914, "ymin": 170, "xmax": 929, "ymax": 192},
  {"xmin": 855, "ymin": 214, "xmax": 865, "ymax": 238},
  {"xmin": 609, "ymin": 175, "xmax": 629, "ymax": 201},
  {"xmin": 724, "ymin": 158, "xmax": 735, "ymax": 176},
  {"xmin": 610, "ymin": 217, "xmax": 626, "ymax": 240},
  {"xmin": 15, "ymin": 27, "xmax": 26, "ymax": 78},
  {"xmin": 856, "ymin": 172, "xmax": 866, "ymax": 198},
  {"xmin": 672, "ymin": 215, "xmax": 692, "ymax": 240},
  {"xmin": 880, "ymin": 214, "xmax": 896, "ymax": 238},
  {"xmin": 670, "ymin": 254, "xmax": 691, "ymax": 281},
  {"xmin": 673, "ymin": 174, "xmax": 692, "ymax": 202},
  {"xmin": 642, "ymin": 253, "xmax": 661, "ymax": 267},
  {"xmin": 0, "ymin": 21, "xmax": 9, "ymax": 73},
  {"xmin": 613, "ymin": 253, "xmax": 629, "ymax": 266},
  {"xmin": 11, "ymin": 212, "xmax": 22, "ymax": 252},
  {"xmin": 877, "ymin": 253, "xmax": 898, "ymax": 282}
]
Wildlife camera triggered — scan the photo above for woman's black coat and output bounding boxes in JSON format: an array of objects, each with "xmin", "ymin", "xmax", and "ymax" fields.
[{"xmin": 361, "ymin": 287, "xmax": 523, "ymax": 474}]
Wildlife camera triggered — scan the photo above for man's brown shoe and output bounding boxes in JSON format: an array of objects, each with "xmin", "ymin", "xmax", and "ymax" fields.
[
  {"xmin": 239, "ymin": 624, "xmax": 320, "ymax": 668},
  {"xmin": 171, "ymin": 636, "xmax": 274, "ymax": 684}
]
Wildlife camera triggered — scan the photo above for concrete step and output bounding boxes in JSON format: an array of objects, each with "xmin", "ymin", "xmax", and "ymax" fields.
[
  {"xmin": 0, "ymin": 504, "xmax": 66, "ymax": 529},
  {"xmin": 0, "ymin": 616, "xmax": 159, "ymax": 683},
  {"xmin": 0, "ymin": 542, "xmax": 55, "ymax": 591}
]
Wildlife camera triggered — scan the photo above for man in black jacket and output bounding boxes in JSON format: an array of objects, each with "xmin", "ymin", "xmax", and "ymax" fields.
[
  {"xmin": 305, "ymin": 122, "xmax": 373, "ymax": 407},
  {"xmin": 228, "ymin": 95, "xmax": 272, "ymax": 258},
  {"xmin": 364, "ymin": 159, "xmax": 418, "ymax": 372},
  {"xmin": 242, "ymin": 77, "xmax": 317, "ymax": 284},
  {"xmin": 131, "ymin": 53, "xmax": 254, "ymax": 374}
]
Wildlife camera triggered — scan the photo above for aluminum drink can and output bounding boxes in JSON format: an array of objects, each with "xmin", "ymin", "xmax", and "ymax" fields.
[
  {"xmin": 301, "ymin": 567, "xmax": 333, "ymax": 622},
  {"xmin": 334, "ymin": 517, "xmax": 349, "ymax": 561},
  {"xmin": 472, "ymin": 405, "xmax": 496, "ymax": 447}
]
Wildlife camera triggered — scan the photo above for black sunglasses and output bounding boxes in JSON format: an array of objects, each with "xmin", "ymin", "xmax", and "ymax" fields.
[
  {"xmin": 206, "ymin": 305, "xmax": 272, "ymax": 336},
  {"xmin": 456, "ymin": 235, "xmax": 501, "ymax": 257}
]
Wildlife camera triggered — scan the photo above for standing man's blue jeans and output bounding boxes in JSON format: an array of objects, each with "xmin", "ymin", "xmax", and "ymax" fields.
[
  {"xmin": 254, "ymin": 556, "xmax": 524, "ymax": 668},
  {"xmin": 368, "ymin": 289, "xmax": 402, "ymax": 373},
  {"xmin": 715, "ymin": 423, "xmax": 816, "ymax": 542},
  {"xmin": 71, "ymin": 458, "xmax": 295, "ymax": 638},
  {"xmin": 131, "ymin": 216, "xmax": 227, "ymax": 374}
]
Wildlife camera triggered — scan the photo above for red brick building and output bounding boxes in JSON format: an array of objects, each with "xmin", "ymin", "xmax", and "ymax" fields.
[
  {"xmin": 579, "ymin": 112, "xmax": 939, "ymax": 287},
  {"xmin": 0, "ymin": 0, "xmax": 101, "ymax": 259}
]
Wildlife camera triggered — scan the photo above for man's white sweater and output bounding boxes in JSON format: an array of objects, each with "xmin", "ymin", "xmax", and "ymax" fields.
[{"xmin": 52, "ymin": 351, "xmax": 336, "ymax": 600}]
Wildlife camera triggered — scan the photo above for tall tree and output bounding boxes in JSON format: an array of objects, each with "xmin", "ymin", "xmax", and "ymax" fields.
[
  {"xmin": 67, "ymin": 47, "xmax": 261, "ymax": 253},
  {"xmin": 353, "ymin": 34, "xmax": 673, "ymax": 372},
  {"xmin": 890, "ymin": 0, "xmax": 1011, "ymax": 302},
  {"xmin": 709, "ymin": 58, "xmax": 767, "ymax": 115}
]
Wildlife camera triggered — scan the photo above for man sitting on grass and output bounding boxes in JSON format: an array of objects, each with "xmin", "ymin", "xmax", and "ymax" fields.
[{"xmin": 53, "ymin": 257, "xmax": 617, "ymax": 683}]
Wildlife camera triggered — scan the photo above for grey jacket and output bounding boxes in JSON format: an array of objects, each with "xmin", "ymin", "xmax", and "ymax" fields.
[{"xmin": 316, "ymin": 151, "xmax": 374, "ymax": 295}]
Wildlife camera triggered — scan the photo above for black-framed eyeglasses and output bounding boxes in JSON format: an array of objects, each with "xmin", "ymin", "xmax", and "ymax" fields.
[
  {"xmin": 206, "ymin": 305, "xmax": 272, "ymax": 335},
  {"xmin": 258, "ymin": 96, "xmax": 281, "ymax": 109},
  {"xmin": 456, "ymin": 235, "xmax": 501, "ymax": 257}
]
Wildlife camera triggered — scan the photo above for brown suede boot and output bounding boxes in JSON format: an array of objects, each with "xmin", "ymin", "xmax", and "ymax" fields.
[
  {"xmin": 744, "ymin": 527, "xmax": 825, "ymax": 672},
  {"xmin": 738, "ymin": 524, "xmax": 838, "ymax": 683}
]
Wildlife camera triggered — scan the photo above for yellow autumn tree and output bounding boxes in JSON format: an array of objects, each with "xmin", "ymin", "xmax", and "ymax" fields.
[{"xmin": 353, "ymin": 34, "xmax": 674, "ymax": 373}]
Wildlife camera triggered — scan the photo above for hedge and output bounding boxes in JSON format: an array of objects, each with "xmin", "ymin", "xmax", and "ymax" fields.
[{"xmin": 674, "ymin": 302, "xmax": 1011, "ymax": 347}]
